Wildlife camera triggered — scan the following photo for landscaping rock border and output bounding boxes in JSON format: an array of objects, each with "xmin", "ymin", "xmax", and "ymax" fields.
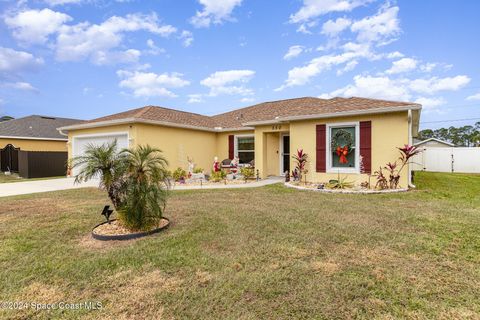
[
  {"xmin": 284, "ymin": 182, "xmax": 408, "ymax": 194},
  {"xmin": 92, "ymin": 218, "xmax": 170, "ymax": 241}
]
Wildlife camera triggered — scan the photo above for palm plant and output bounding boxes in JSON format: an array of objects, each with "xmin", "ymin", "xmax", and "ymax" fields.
[
  {"xmin": 71, "ymin": 140, "xmax": 127, "ymax": 209},
  {"xmin": 120, "ymin": 145, "xmax": 170, "ymax": 230}
]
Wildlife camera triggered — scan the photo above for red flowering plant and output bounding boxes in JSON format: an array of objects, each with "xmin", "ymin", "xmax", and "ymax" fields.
[
  {"xmin": 375, "ymin": 144, "xmax": 422, "ymax": 189},
  {"xmin": 292, "ymin": 149, "xmax": 308, "ymax": 182}
]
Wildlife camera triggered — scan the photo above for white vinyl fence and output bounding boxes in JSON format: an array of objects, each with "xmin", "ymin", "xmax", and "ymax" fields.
[{"xmin": 412, "ymin": 147, "xmax": 480, "ymax": 173}]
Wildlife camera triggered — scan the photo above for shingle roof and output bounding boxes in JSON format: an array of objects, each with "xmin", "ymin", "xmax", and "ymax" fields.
[
  {"xmin": 212, "ymin": 97, "xmax": 419, "ymax": 128},
  {"xmin": 0, "ymin": 115, "xmax": 83, "ymax": 139},
  {"xmin": 62, "ymin": 97, "xmax": 420, "ymax": 131},
  {"xmin": 88, "ymin": 105, "xmax": 217, "ymax": 129}
]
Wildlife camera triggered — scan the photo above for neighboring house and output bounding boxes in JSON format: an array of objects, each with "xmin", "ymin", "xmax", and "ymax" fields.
[
  {"xmin": 414, "ymin": 137, "xmax": 455, "ymax": 148},
  {"xmin": 59, "ymin": 97, "xmax": 421, "ymax": 188},
  {"xmin": 0, "ymin": 115, "xmax": 82, "ymax": 175}
]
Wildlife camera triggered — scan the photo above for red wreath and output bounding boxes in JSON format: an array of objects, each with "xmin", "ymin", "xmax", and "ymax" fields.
[{"xmin": 336, "ymin": 146, "xmax": 349, "ymax": 164}]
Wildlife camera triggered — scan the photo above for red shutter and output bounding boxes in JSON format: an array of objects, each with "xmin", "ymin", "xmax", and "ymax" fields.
[
  {"xmin": 316, "ymin": 124, "xmax": 326, "ymax": 172},
  {"xmin": 228, "ymin": 135, "xmax": 234, "ymax": 159},
  {"xmin": 360, "ymin": 121, "xmax": 372, "ymax": 174}
]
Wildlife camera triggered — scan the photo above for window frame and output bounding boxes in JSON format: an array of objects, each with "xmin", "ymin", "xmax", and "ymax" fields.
[
  {"xmin": 234, "ymin": 134, "xmax": 255, "ymax": 164},
  {"xmin": 326, "ymin": 122, "xmax": 360, "ymax": 174}
]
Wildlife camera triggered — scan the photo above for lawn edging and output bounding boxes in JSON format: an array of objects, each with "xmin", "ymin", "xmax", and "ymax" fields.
[
  {"xmin": 91, "ymin": 217, "xmax": 170, "ymax": 241},
  {"xmin": 284, "ymin": 182, "xmax": 408, "ymax": 194}
]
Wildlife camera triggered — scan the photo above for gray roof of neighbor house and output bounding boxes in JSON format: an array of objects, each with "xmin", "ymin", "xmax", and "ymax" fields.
[
  {"xmin": 414, "ymin": 137, "xmax": 455, "ymax": 147},
  {"xmin": 58, "ymin": 96, "xmax": 421, "ymax": 132},
  {"xmin": 0, "ymin": 115, "xmax": 83, "ymax": 140}
]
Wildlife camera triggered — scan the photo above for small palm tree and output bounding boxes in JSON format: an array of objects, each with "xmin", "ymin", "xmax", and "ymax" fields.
[
  {"xmin": 120, "ymin": 145, "xmax": 170, "ymax": 230},
  {"xmin": 71, "ymin": 140, "xmax": 127, "ymax": 209}
]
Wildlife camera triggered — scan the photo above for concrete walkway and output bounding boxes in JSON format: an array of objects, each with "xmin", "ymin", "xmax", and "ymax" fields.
[
  {"xmin": 0, "ymin": 177, "xmax": 100, "ymax": 198},
  {"xmin": 0, "ymin": 176, "xmax": 284, "ymax": 198},
  {"xmin": 171, "ymin": 177, "xmax": 284, "ymax": 190}
]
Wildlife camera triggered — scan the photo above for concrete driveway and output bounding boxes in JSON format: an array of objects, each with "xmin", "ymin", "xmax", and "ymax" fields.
[{"xmin": 0, "ymin": 178, "xmax": 100, "ymax": 198}]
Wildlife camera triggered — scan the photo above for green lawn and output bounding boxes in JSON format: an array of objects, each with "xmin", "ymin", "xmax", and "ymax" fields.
[{"xmin": 0, "ymin": 172, "xmax": 479, "ymax": 319}]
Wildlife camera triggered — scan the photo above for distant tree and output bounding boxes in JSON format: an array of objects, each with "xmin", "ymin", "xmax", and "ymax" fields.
[
  {"xmin": 418, "ymin": 129, "xmax": 434, "ymax": 140},
  {"xmin": 0, "ymin": 116, "xmax": 13, "ymax": 122},
  {"xmin": 419, "ymin": 123, "xmax": 480, "ymax": 147}
]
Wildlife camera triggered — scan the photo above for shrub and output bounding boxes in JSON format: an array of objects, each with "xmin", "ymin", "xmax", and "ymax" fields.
[
  {"xmin": 193, "ymin": 167, "xmax": 204, "ymax": 174},
  {"xmin": 172, "ymin": 167, "xmax": 187, "ymax": 181},
  {"xmin": 292, "ymin": 149, "xmax": 308, "ymax": 181},
  {"xmin": 375, "ymin": 145, "xmax": 422, "ymax": 189},
  {"xmin": 210, "ymin": 170, "xmax": 226, "ymax": 182},
  {"xmin": 71, "ymin": 142, "xmax": 170, "ymax": 231},
  {"xmin": 326, "ymin": 173, "xmax": 353, "ymax": 189},
  {"xmin": 240, "ymin": 167, "xmax": 254, "ymax": 182}
]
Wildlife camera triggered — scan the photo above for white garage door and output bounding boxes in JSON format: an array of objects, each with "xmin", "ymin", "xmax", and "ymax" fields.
[{"xmin": 72, "ymin": 133, "xmax": 129, "ymax": 176}]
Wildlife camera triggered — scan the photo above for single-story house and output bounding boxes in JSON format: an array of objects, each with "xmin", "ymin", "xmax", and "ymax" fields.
[
  {"xmin": 0, "ymin": 115, "xmax": 82, "ymax": 176},
  {"xmin": 59, "ymin": 97, "xmax": 421, "ymax": 188},
  {"xmin": 413, "ymin": 137, "xmax": 454, "ymax": 148}
]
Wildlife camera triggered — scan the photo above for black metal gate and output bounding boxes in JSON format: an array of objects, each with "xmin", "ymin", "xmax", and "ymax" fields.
[{"xmin": 0, "ymin": 144, "xmax": 19, "ymax": 172}]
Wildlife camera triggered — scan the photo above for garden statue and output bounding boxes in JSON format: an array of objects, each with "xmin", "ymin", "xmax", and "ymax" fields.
[
  {"xmin": 285, "ymin": 171, "xmax": 290, "ymax": 182},
  {"xmin": 187, "ymin": 157, "xmax": 195, "ymax": 178},
  {"xmin": 230, "ymin": 156, "xmax": 239, "ymax": 174},
  {"xmin": 213, "ymin": 156, "xmax": 220, "ymax": 172}
]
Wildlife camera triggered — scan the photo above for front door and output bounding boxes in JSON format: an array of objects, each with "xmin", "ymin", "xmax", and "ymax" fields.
[{"xmin": 281, "ymin": 135, "xmax": 290, "ymax": 175}]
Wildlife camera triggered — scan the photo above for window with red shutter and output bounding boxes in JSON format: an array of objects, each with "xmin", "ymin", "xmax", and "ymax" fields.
[
  {"xmin": 316, "ymin": 124, "xmax": 326, "ymax": 172},
  {"xmin": 359, "ymin": 121, "xmax": 372, "ymax": 174}
]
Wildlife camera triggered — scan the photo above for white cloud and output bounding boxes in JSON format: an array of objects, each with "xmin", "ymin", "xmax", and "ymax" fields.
[
  {"xmin": 326, "ymin": 75, "xmax": 411, "ymax": 101},
  {"xmin": 420, "ymin": 62, "xmax": 437, "ymax": 73},
  {"xmin": 5, "ymin": 8, "xmax": 72, "ymax": 45},
  {"xmin": 321, "ymin": 17, "xmax": 351, "ymax": 37},
  {"xmin": 4, "ymin": 81, "xmax": 37, "ymax": 91},
  {"xmin": 179, "ymin": 30, "xmax": 194, "ymax": 47},
  {"xmin": 44, "ymin": 0, "xmax": 83, "ymax": 5},
  {"xmin": 117, "ymin": 70, "xmax": 190, "ymax": 98},
  {"xmin": 240, "ymin": 97, "xmax": 254, "ymax": 103},
  {"xmin": 386, "ymin": 51, "xmax": 404, "ymax": 59},
  {"xmin": 386, "ymin": 57, "xmax": 418, "ymax": 74},
  {"xmin": 336, "ymin": 60, "xmax": 358, "ymax": 75},
  {"xmin": 5, "ymin": 9, "xmax": 181, "ymax": 66},
  {"xmin": 414, "ymin": 97, "xmax": 446, "ymax": 112},
  {"xmin": 350, "ymin": 3, "xmax": 400, "ymax": 45},
  {"xmin": 187, "ymin": 94, "xmax": 204, "ymax": 103},
  {"xmin": 190, "ymin": 0, "xmax": 243, "ymax": 28},
  {"xmin": 290, "ymin": 0, "xmax": 372, "ymax": 24},
  {"xmin": 146, "ymin": 39, "xmax": 166, "ymax": 55},
  {"xmin": 200, "ymin": 69, "xmax": 255, "ymax": 96},
  {"xmin": 276, "ymin": 42, "xmax": 375, "ymax": 90},
  {"xmin": 466, "ymin": 93, "xmax": 480, "ymax": 101},
  {"xmin": 55, "ymin": 13, "xmax": 176, "ymax": 64},
  {"xmin": 283, "ymin": 45, "xmax": 304, "ymax": 60},
  {"xmin": 0, "ymin": 47, "xmax": 44, "ymax": 74},
  {"xmin": 409, "ymin": 76, "xmax": 470, "ymax": 94},
  {"xmin": 319, "ymin": 74, "xmax": 471, "ymax": 107}
]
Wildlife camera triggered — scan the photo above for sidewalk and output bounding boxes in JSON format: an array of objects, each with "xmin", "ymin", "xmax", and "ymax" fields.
[{"xmin": 0, "ymin": 177, "xmax": 284, "ymax": 198}]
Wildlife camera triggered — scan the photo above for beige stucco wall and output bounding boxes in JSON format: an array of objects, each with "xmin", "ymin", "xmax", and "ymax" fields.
[
  {"xmin": 134, "ymin": 123, "xmax": 217, "ymax": 172},
  {"xmin": 254, "ymin": 124, "xmax": 290, "ymax": 178},
  {"xmin": 66, "ymin": 111, "xmax": 410, "ymax": 187},
  {"xmin": 0, "ymin": 138, "xmax": 67, "ymax": 151},
  {"xmin": 289, "ymin": 111, "xmax": 410, "ymax": 188}
]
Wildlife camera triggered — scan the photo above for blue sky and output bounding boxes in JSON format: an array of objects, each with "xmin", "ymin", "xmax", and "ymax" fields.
[{"xmin": 0, "ymin": 0, "xmax": 479, "ymax": 129}]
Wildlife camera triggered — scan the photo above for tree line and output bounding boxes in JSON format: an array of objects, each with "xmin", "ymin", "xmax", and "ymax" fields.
[{"xmin": 418, "ymin": 122, "xmax": 480, "ymax": 147}]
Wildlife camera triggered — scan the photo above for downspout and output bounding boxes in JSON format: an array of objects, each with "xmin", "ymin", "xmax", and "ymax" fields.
[{"xmin": 407, "ymin": 109, "xmax": 415, "ymax": 189}]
